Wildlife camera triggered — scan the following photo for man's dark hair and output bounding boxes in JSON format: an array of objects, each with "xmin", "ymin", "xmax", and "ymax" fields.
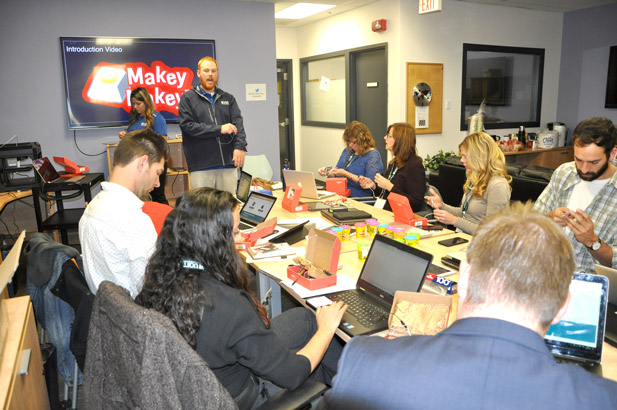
[
  {"xmin": 113, "ymin": 128, "xmax": 169, "ymax": 167},
  {"xmin": 573, "ymin": 117, "xmax": 617, "ymax": 156}
]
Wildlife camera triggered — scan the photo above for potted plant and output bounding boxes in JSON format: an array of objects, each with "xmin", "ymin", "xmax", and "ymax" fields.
[{"xmin": 423, "ymin": 150, "xmax": 456, "ymax": 172}]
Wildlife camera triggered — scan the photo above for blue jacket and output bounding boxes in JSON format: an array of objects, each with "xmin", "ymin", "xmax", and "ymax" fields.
[{"xmin": 178, "ymin": 86, "xmax": 247, "ymax": 172}]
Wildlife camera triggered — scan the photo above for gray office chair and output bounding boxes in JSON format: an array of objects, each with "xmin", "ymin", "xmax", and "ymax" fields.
[{"xmin": 84, "ymin": 281, "xmax": 325, "ymax": 410}]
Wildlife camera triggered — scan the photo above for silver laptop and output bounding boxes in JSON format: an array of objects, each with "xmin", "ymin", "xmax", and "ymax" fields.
[
  {"xmin": 282, "ymin": 169, "xmax": 335, "ymax": 200},
  {"xmin": 33, "ymin": 157, "xmax": 85, "ymax": 184},
  {"xmin": 326, "ymin": 234, "xmax": 433, "ymax": 337},
  {"xmin": 238, "ymin": 191, "xmax": 277, "ymax": 231},
  {"xmin": 544, "ymin": 272, "xmax": 609, "ymax": 375},
  {"xmin": 594, "ymin": 264, "xmax": 617, "ymax": 346}
]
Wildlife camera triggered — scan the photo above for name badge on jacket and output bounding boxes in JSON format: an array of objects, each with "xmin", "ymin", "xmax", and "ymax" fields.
[{"xmin": 221, "ymin": 101, "xmax": 229, "ymax": 105}]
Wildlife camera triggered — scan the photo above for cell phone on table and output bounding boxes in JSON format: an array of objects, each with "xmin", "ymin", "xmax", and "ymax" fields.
[{"xmin": 438, "ymin": 237, "xmax": 468, "ymax": 247}]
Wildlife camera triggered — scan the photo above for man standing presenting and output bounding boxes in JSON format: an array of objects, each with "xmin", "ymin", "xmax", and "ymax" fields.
[
  {"xmin": 178, "ymin": 56, "xmax": 247, "ymax": 193},
  {"xmin": 319, "ymin": 203, "xmax": 617, "ymax": 409},
  {"xmin": 79, "ymin": 129, "xmax": 168, "ymax": 298},
  {"xmin": 533, "ymin": 117, "xmax": 617, "ymax": 272}
]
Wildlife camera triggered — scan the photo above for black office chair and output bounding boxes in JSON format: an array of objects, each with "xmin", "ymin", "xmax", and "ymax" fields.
[{"xmin": 84, "ymin": 281, "xmax": 326, "ymax": 410}]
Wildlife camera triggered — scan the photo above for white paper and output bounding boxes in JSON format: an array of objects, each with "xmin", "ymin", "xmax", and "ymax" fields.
[
  {"xmin": 246, "ymin": 83, "xmax": 266, "ymax": 101},
  {"xmin": 319, "ymin": 76, "xmax": 331, "ymax": 92},
  {"xmin": 281, "ymin": 273, "xmax": 357, "ymax": 298},
  {"xmin": 307, "ymin": 296, "xmax": 333, "ymax": 308},
  {"xmin": 415, "ymin": 106, "xmax": 429, "ymax": 128}
]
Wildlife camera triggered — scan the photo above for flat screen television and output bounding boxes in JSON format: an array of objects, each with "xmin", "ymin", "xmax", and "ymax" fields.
[
  {"xmin": 60, "ymin": 37, "xmax": 215, "ymax": 129},
  {"xmin": 605, "ymin": 45, "xmax": 617, "ymax": 109}
]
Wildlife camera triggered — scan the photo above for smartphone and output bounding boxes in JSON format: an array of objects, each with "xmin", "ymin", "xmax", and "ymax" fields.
[{"xmin": 438, "ymin": 237, "xmax": 469, "ymax": 247}]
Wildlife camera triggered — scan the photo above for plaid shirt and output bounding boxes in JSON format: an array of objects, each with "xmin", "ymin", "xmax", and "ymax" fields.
[{"xmin": 533, "ymin": 162, "xmax": 617, "ymax": 272}]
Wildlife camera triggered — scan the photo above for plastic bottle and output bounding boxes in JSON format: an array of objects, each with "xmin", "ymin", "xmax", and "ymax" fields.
[
  {"xmin": 282, "ymin": 159, "xmax": 290, "ymax": 191},
  {"xmin": 518, "ymin": 125, "xmax": 526, "ymax": 147}
]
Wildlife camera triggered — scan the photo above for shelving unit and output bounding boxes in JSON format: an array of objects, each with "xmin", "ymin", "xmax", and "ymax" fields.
[{"xmin": 106, "ymin": 138, "xmax": 191, "ymax": 202}]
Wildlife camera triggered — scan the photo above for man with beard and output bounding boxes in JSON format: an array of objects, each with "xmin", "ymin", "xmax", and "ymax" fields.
[
  {"xmin": 178, "ymin": 56, "xmax": 247, "ymax": 194},
  {"xmin": 533, "ymin": 117, "xmax": 617, "ymax": 272}
]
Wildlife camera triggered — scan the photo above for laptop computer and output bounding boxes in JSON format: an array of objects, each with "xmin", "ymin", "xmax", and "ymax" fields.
[
  {"xmin": 544, "ymin": 272, "xmax": 609, "ymax": 376},
  {"xmin": 282, "ymin": 170, "xmax": 335, "ymax": 200},
  {"xmin": 594, "ymin": 264, "xmax": 617, "ymax": 346},
  {"xmin": 236, "ymin": 170, "xmax": 252, "ymax": 203},
  {"xmin": 238, "ymin": 191, "xmax": 277, "ymax": 231},
  {"xmin": 33, "ymin": 157, "xmax": 84, "ymax": 183},
  {"xmin": 326, "ymin": 234, "xmax": 433, "ymax": 337}
]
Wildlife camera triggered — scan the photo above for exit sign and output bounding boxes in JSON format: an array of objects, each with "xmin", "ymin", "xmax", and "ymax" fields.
[{"xmin": 419, "ymin": 0, "xmax": 442, "ymax": 14}]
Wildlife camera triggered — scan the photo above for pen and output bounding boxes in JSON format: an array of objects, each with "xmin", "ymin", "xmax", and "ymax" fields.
[{"xmin": 291, "ymin": 268, "xmax": 306, "ymax": 286}]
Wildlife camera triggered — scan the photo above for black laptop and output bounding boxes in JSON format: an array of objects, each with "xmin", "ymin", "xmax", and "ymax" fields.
[
  {"xmin": 326, "ymin": 234, "xmax": 433, "ymax": 337},
  {"xmin": 594, "ymin": 264, "xmax": 617, "ymax": 347},
  {"xmin": 544, "ymin": 272, "xmax": 609, "ymax": 376},
  {"xmin": 236, "ymin": 170, "xmax": 252, "ymax": 203},
  {"xmin": 238, "ymin": 191, "xmax": 277, "ymax": 231}
]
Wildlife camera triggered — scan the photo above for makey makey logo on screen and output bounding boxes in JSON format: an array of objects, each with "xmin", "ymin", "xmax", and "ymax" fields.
[{"xmin": 81, "ymin": 61, "xmax": 194, "ymax": 115}]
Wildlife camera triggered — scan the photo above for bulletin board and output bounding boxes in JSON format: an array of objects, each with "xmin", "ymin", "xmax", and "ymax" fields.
[{"xmin": 406, "ymin": 62, "xmax": 443, "ymax": 135}]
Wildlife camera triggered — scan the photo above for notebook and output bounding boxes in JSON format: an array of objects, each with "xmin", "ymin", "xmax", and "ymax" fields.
[
  {"xmin": 236, "ymin": 170, "xmax": 252, "ymax": 203},
  {"xmin": 326, "ymin": 234, "xmax": 433, "ymax": 337},
  {"xmin": 544, "ymin": 272, "xmax": 609, "ymax": 375},
  {"xmin": 33, "ymin": 157, "xmax": 85, "ymax": 183},
  {"xmin": 282, "ymin": 170, "xmax": 336, "ymax": 200},
  {"xmin": 238, "ymin": 191, "xmax": 277, "ymax": 231},
  {"xmin": 594, "ymin": 264, "xmax": 617, "ymax": 346}
]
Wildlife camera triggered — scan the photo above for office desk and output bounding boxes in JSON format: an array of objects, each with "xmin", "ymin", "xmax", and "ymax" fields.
[
  {"xmin": 32, "ymin": 173, "xmax": 104, "ymax": 245},
  {"xmin": 245, "ymin": 192, "xmax": 617, "ymax": 382}
]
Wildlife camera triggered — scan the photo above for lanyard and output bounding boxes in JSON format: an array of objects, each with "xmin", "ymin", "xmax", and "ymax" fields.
[
  {"xmin": 343, "ymin": 153, "xmax": 356, "ymax": 170},
  {"xmin": 378, "ymin": 164, "xmax": 399, "ymax": 199},
  {"xmin": 461, "ymin": 183, "xmax": 474, "ymax": 216}
]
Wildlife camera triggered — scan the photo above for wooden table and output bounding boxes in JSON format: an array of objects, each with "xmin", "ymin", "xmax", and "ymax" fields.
[{"xmin": 245, "ymin": 192, "xmax": 617, "ymax": 382}]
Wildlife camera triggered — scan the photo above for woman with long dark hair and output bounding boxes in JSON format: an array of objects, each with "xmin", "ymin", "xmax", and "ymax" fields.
[
  {"xmin": 359, "ymin": 122, "xmax": 425, "ymax": 211},
  {"xmin": 425, "ymin": 132, "xmax": 512, "ymax": 234},
  {"xmin": 136, "ymin": 188, "xmax": 346, "ymax": 409},
  {"xmin": 119, "ymin": 87, "xmax": 169, "ymax": 204}
]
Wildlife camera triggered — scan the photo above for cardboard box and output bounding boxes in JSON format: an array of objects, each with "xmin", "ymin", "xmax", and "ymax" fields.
[
  {"xmin": 387, "ymin": 192, "xmax": 428, "ymax": 228},
  {"xmin": 286, "ymin": 228, "xmax": 340, "ymax": 290},
  {"xmin": 326, "ymin": 178, "xmax": 350, "ymax": 197},
  {"xmin": 387, "ymin": 291, "xmax": 452, "ymax": 338},
  {"xmin": 282, "ymin": 184, "xmax": 308, "ymax": 212},
  {"xmin": 236, "ymin": 217, "xmax": 277, "ymax": 250}
]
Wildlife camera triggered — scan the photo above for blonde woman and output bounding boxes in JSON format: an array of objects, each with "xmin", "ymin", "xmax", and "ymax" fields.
[{"xmin": 425, "ymin": 132, "xmax": 511, "ymax": 234}]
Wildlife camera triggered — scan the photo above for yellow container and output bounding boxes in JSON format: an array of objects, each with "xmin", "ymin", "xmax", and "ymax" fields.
[
  {"xmin": 355, "ymin": 222, "xmax": 366, "ymax": 239},
  {"xmin": 341, "ymin": 225, "xmax": 352, "ymax": 241},
  {"xmin": 357, "ymin": 243, "xmax": 371, "ymax": 261}
]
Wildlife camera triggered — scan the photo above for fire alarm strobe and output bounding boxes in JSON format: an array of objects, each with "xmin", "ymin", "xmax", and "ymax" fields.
[{"xmin": 372, "ymin": 19, "xmax": 387, "ymax": 32}]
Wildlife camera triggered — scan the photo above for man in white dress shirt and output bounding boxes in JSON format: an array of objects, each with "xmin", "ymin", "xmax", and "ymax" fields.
[{"xmin": 79, "ymin": 128, "xmax": 168, "ymax": 298}]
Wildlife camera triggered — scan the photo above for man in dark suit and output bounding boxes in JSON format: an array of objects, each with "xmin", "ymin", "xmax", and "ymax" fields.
[{"xmin": 319, "ymin": 203, "xmax": 617, "ymax": 409}]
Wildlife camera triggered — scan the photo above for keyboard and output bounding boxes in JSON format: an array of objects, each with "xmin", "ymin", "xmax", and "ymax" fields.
[{"xmin": 329, "ymin": 291, "xmax": 389, "ymax": 328}]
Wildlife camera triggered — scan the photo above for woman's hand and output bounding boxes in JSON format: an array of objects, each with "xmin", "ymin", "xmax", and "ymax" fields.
[
  {"xmin": 118, "ymin": 131, "xmax": 126, "ymax": 139},
  {"xmin": 329, "ymin": 167, "xmax": 346, "ymax": 177},
  {"xmin": 424, "ymin": 188, "xmax": 443, "ymax": 209},
  {"xmin": 318, "ymin": 167, "xmax": 332, "ymax": 177},
  {"xmin": 315, "ymin": 301, "xmax": 347, "ymax": 334},
  {"xmin": 358, "ymin": 175, "xmax": 376, "ymax": 190},
  {"xmin": 374, "ymin": 173, "xmax": 394, "ymax": 191},
  {"xmin": 433, "ymin": 209, "xmax": 457, "ymax": 225}
]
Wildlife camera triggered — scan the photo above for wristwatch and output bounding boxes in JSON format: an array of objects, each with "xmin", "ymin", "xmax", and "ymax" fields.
[{"xmin": 586, "ymin": 238, "xmax": 602, "ymax": 251}]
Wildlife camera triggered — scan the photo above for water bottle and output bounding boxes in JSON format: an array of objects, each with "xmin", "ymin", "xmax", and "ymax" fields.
[{"xmin": 282, "ymin": 159, "xmax": 290, "ymax": 191}]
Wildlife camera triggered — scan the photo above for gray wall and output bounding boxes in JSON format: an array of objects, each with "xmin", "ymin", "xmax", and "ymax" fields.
[
  {"xmin": 0, "ymin": 0, "xmax": 279, "ymax": 179},
  {"xmin": 557, "ymin": 2, "xmax": 617, "ymax": 143}
]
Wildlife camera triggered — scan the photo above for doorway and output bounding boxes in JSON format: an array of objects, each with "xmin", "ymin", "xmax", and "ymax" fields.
[
  {"xmin": 277, "ymin": 60, "xmax": 295, "ymax": 170},
  {"xmin": 350, "ymin": 46, "xmax": 388, "ymax": 167}
]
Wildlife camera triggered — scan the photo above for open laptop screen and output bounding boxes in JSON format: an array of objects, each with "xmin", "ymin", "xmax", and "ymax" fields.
[
  {"xmin": 33, "ymin": 157, "xmax": 60, "ymax": 182},
  {"xmin": 545, "ymin": 273, "xmax": 608, "ymax": 362},
  {"xmin": 357, "ymin": 235, "xmax": 432, "ymax": 304},
  {"xmin": 239, "ymin": 192, "xmax": 276, "ymax": 226}
]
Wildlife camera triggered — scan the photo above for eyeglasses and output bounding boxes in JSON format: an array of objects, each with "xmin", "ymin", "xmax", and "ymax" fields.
[
  {"xmin": 385, "ymin": 134, "xmax": 394, "ymax": 138},
  {"xmin": 348, "ymin": 140, "xmax": 357, "ymax": 145}
]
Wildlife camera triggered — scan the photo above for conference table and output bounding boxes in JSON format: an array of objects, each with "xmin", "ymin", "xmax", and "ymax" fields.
[{"xmin": 243, "ymin": 192, "xmax": 617, "ymax": 382}]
